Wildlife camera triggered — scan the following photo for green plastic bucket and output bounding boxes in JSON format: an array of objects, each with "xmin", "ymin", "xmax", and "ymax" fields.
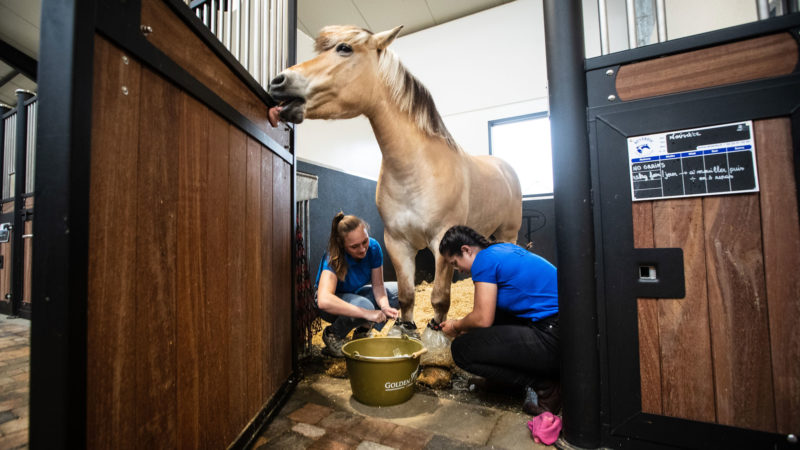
[{"xmin": 341, "ymin": 336, "xmax": 427, "ymax": 406}]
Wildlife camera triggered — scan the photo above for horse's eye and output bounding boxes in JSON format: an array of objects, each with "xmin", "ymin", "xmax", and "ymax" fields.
[{"xmin": 336, "ymin": 43, "xmax": 353, "ymax": 55}]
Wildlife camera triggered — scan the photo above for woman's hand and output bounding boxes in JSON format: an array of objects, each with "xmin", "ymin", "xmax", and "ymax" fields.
[
  {"xmin": 363, "ymin": 309, "xmax": 387, "ymax": 323},
  {"xmin": 440, "ymin": 319, "xmax": 462, "ymax": 338},
  {"xmin": 380, "ymin": 305, "xmax": 399, "ymax": 319}
]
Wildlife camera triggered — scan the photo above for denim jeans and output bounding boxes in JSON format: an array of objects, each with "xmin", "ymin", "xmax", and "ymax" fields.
[
  {"xmin": 316, "ymin": 282, "xmax": 399, "ymax": 338},
  {"xmin": 451, "ymin": 313, "xmax": 560, "ymax": 392}
]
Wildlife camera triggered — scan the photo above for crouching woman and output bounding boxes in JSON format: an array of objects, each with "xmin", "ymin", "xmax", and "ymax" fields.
[
  {"xmin": 315, "ymin": 212, "xmax": 400, "ymax": 357},
  {"xmin": 439, "ymin": 225, "xmax": 561, "ymax": 415}
]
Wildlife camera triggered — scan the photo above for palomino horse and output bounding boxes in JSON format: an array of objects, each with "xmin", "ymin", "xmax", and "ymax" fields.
[{"xmin": 269, "ymin": 25, "xmax": 522, "ymax": 332}]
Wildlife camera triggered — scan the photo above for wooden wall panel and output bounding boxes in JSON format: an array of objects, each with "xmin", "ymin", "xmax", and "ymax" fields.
[
  {"xmin": 87, "ymin": 33, "xmax": 294, "ymax": 448},
  {"xmin": 245, "ymin": 137, "xmax": 263, "ymax": 416},
  {"xmin": 87, "ymin": 35, "xmax": 141, "ymax": 450},
  {"xmin": 206, "ymin": 113, "xmax": 231, "ymax": 447},
  {"xmin": 135, "ymin": 62, "xmax": 180, "ymax": 448},
  {"xmin": 756, "ymin": 118, "xmax": 800, "ymax": 435},
  {"xmin": 703, "ymin": 194, "xmax": 775, "ymax": 432},
  {"xmin": 632, "ymin": 201, "xmax": 662, "ymax": 415},
  {"xmin": 176, "ymin": 92, "xmax": 209, "ymax": 448},
  {"xmin": 616, "ymin": 33, "xmax": 798, "ymax": 101},
  {"xmin": 139, "ymin": 0, "xmax": 290, "ymax": 150},
  {"xmin": 226, "ymin": 126, "xmax": 249, "ymax": 438},
  {"xmin": 0, "ymin": 241, "xmax": 9, "ymax": 301},
  {"xmin": 22, "ymin": 220, "xmax": 31, "ymax": 304},
  {"xmin": 260, "ymin": 147, "xmax": 274, "ymax": 397},
  {"xmin": 652, "ymin": 199, "xmax": 716, "ymax": 423},
  {"xmin": 272, "ymin": 157, "xmax": 293, "ymax": 385}
]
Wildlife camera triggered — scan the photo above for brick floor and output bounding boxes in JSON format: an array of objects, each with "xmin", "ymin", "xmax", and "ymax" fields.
[{"xmin": 0, "ymin": 315, "xmax": 29, "ymax": 450}]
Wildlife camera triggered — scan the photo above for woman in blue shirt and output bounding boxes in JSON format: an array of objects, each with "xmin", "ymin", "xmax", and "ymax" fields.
[
  {"xmin": 316, "ymin": 212, "xmax": 399, "ymax": 357},
  {"xmin": 439, "ymin": 225, "xmax": 560, "ymax": 415}
]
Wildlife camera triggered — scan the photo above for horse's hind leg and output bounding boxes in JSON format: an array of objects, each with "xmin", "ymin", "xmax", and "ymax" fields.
[
  {"xmin": 430, "ymin": 247, "xmax": 453, "ymax": 325},
  {"xmin": 383, "ymin": 232, "xmax": 418, "ymax": 325}
]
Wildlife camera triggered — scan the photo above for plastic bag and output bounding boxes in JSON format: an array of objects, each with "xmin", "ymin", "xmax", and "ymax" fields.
[{"xmin": 419, "ymin": 326, "xmax": 454, "ymax": 367}]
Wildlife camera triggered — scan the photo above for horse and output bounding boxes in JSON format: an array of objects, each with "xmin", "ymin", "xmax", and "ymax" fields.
[{"xmin": 269, "ymin": 25, "xmax": 522, "ymax": 333}]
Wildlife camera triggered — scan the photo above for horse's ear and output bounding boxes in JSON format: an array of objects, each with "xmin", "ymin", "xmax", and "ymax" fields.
[{"xmin": 374, "ymin": 25, "xmax": 403, "ymax": 50}]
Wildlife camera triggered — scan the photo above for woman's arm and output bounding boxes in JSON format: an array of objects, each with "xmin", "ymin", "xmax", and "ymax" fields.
[
  {"xmin": 317, "ymin": 270, "xmax": 386, "ymax": 322},
  {"xmin": 441, "ymin": 282, "xmax": 497, "ymax": 337},
  {"xmin": 371, "ymin": 266, "xmax": 398, "ymax": 319}
]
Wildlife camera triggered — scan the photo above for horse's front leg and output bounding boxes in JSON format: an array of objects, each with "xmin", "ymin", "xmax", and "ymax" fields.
[
  {"xmin": 383, "ymin": 231, "xmax": 418, "ymax": 329},
  {"xmin": 430, "ymin": 247, "xmax": 453, "ymax": 325}
]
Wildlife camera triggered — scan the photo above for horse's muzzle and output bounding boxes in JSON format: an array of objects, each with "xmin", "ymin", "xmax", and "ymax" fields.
[{"xmin": 269, "ymin": 72, "xmax": 307, "ymax": 124}]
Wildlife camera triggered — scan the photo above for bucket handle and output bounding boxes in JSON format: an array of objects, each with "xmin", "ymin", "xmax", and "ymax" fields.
[{"xmin": 411, "ymin": 348, "xmax": 427, "ymax": 359}]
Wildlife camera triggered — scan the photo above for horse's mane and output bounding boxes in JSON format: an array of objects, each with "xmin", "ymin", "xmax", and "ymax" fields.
[{"xmin": 315, "ymin": 26, "xmax": 461, "ymax": 152}]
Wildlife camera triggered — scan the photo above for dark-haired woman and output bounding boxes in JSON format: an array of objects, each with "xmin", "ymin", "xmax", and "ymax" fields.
[
  {"xmin": 438, "ymin": 225, "xmax": 561, "ymax": 415},
  {"xmin": 315, "ymin": 212, "xmax": 400, "ymax": 357}
]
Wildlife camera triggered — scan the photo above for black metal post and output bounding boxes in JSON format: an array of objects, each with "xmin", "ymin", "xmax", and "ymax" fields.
[
  {"xmin": 542, "ymin": 0, "xmax": 602, "ymax": 448},
  {"xmin": 10, "ymin": 89, "xmax": 33, "ymax": 317},
  {"xmin": 31, "ymin": 0, "xmax": 95, "ymax": 447}
]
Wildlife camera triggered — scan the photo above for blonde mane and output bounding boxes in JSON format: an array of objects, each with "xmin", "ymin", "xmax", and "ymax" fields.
[{"xmin": 315, "ymin": 26, "xmax": 461, "ymax": 152}]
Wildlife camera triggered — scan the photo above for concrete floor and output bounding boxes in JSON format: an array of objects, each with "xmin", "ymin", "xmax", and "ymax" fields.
[{"xmin": 252, "ymin": 353, "xmax": 558, "ymax": 450}]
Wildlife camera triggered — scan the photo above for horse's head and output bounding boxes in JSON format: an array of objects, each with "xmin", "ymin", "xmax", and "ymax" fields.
[{"xmin": 268, "ymin": 25, "xmax": 403, "ymax": 124}]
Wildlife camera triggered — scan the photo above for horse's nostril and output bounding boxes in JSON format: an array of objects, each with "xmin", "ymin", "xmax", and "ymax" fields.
[{"xmin": 270, "ymin": 74, "xmax": 285, "ymax": 89}]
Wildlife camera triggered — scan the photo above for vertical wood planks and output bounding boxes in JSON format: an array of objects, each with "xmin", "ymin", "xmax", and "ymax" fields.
[
  {"xmin": 703, "ymin": 194, "xmax": 775, "ymax": 431},
  {"xmin": 272, "ymin": 156, "xmax": 293, "ymax": 386},
  {"xmin": 86, "ymin": 35, "xmax": 294, "ymax": 448},
  {"xmin": 227, "ymin": 126, "xmax": 249, "ymax": 438},
  {"xmin": 206, "ymin": 113, "xmax": 231, "ymax": 447},
  {"xmin": 177, "ymin": 92, "xmax": 209, "ymax": 447},
  {"xmin": 244, "ymin": 137, "xmax": 263, "ymax": 416},
  {"xmin": 632, "ymin": 201, "xmax": 662, "ymax": 415},
  {"xmin": 135, "ymin": 61, "xmax": 180, "ymax": 449},
  {"xmin": 87, "ymin": 36, "xmax": 141, "ymax": 449},
  {"xmin": 260, "ymin": 146, "xmax": 274, "ymax": 397},
  {"xmin": 652, "ymin": 199, "xmax": 715, "ymax": 423},
  {"xmin": 756, "ymin": 118, "xmax": 800, "ymax": 435}
]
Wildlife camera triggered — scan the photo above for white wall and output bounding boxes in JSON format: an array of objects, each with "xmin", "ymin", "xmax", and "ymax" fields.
[
  {"xmin": 295, "ymin": 0, "xmax": 548, "ymax": 181},
  {"xmin": 296, "ymin": 0, "xmax": 762, "ymax": 180}
]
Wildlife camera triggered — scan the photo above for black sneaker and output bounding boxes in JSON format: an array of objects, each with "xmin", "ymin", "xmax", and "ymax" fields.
[
  {"xmin": 523, "ymin": 382, "xmax": 562, "ymax": 416},
  {"xmin": 321, "ymin": 326, "xmax": 346, "ymax": 358},
  {"xmin": 352, "ymin": 326, "xmax": 372, "ymax": 340}
]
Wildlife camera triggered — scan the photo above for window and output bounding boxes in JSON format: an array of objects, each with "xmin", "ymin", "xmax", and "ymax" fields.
[{"xmin": 488, "ymin": 112, "xmax": 553, "ymax": 198}]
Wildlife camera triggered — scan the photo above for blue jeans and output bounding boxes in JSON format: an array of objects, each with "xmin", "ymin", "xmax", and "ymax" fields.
[{"xmin": 316, "ymin": 282, "xmax": 399, "ymax": 339}]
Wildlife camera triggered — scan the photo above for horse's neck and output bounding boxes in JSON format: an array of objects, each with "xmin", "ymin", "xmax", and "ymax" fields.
[{"xmin": 366, "ymin": 101, "xmax": 443, "ymax": 180}]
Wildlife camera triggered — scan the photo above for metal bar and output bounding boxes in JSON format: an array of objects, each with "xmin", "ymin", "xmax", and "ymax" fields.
[
  {"xmin": 597, "ymin": 0, "xmax": 610, "ymax": 55},
  {"xmin": 757, "ymin": 0, "xmax": 770, "ymax": 19},
  {"xmin": 655, "ymin": 0, "xmax": 667, "ymax": 42},
  {"xmin": 262, "ymin": 0, "xmax": 268, "ymax": 85},
  {"xmin": 287, "ymin": 0, "xmax": 296, "ymax": 67},
  {"xmin": 210, "ymin": 0, "xmax": 216, "ymax": 36},
  {"xmin": 26, "ymin": 100, "xmax": 37, "ymax": 193},
  {"xmin": 226, "ymin": 0, "xmax": 232, "ymax": 49},
  {"xmin": 242, "ymin": 0, "xmax": 249, "ymax": 69},
  {"xmin": 11, "ymin": 89, "xmax": 33, "ymax": 318},
  {"xmin": 626, "ymin": 0, "xmax": 637, "ymax": 49},
  {"xmin": 3, "ymin": 114, "xmax": 14, "ymax": 199},
  {"xmin": 542, "ymin": 0, "xmax": 601, "ymax": 448}
]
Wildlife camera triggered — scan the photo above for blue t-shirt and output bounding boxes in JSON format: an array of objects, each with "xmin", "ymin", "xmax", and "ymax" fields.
[
  {"xmin": 315, "ymin": 237, "xmax": 383, "ymax": 294},
  {"xmin": 471, "ymin": 243, "xmax": 558, "ymax": 321}
]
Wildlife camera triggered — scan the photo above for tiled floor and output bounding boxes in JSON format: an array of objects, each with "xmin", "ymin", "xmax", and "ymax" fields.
[
  {"xmin": 0, "ymin": 315, "xmax": 30, "ymax": 450},
  {"xmin": 252, "ymin": 355, "xmax": 557, "ymax": 450}
]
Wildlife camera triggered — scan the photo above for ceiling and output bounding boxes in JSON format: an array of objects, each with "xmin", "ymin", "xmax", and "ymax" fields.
[
  {"xmin": 296, "ymin": 0, "xmax": 514, "ymax": 38},
  {"xmin": 0, "ymin": 0, "xmax": 512, "ymax": 106}
]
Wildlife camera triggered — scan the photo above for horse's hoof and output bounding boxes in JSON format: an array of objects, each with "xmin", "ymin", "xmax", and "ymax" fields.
[{"xmin": 392, "ymin": 320, "xmax": 420, "ymax": 339}]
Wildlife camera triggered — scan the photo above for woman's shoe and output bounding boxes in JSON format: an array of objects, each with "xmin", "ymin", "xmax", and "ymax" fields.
[
  {"xmin": 523, "ymin": 383, "xmax": 562, "ymax": 415},
  {"xmin": 321, "ymin": 326, "xmax": 346, "ymax": 358}
]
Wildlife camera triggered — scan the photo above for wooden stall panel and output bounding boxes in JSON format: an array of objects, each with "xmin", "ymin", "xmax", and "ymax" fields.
[
  {"xmin": 260, "ymin": 146, "xmax": 275, "ymax": 397},
  {"xmin": 135, "ymin": 58, "xmax": 181, "ymax": 449},
  {"xmin": 205, "ymin": 113, "xmax": 231, "ymax": 447},
  {"xmin": 617, "ymin": 33, "xmax": 798, "ymax": 101},
  {"xmin": 227, "ymin": 125, "xmax": 249, "ymax": 439},
  {"xmin": 139, "ymin": 0, "xmax": 290, "ymax": 150},
  {"xmin": 176, "ymin": 91, "xmax": 210, "ymax": 448},
  {"xmin": 245, "ymin": 137, "xmax": 264, "ymax": 416},
  {"xmin": 756, "ymin": 118, "xmax": 800, "ymax": 435},
  {"xmin": 272, "ymin": 156, "xmax": 293, "ymax": 389},
  {"xmin": 652, "ymin": 199, "xmax": 716, "ymax": 423},
  {"xmin": 632, "ymin": 201, "xmax": 662, "ymax": 415},
  {"xmin": 87, "ymin": 35, "xmax": 142, "ymax": 449},
  {"xmin": 703, "ymin": 194, "xmax": 775, "ymax": 432}
]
